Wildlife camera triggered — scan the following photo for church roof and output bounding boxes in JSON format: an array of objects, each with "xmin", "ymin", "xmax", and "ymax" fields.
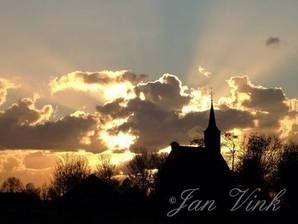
[{"xmin": 155, "ymin": 144, "xmax": 231, "ymax": 198}]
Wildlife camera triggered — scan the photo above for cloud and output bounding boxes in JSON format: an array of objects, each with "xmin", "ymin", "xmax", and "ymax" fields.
[
  {"xmin": 265, "ymin": 37, "xmax": 280, "ymax": 47},
  {"xmin": 2, "ymin": 157, "xmax": 20, "ymax": 172},
  {"xmin": 1, "ymin": 71, "xmax": 297, "ymax": 155},
  {"xmin": 0, "ymin": 149, "xmax": 135, "ymax": 186},
  {"xmin": 97, "ymin": 74, "xmax": 255, "ymax": 152},
  {"xmin": 97, "ymin": 73, "xmax": 297, "ymax": 152},
  {"xmin": 225, "ymin": 76, "xmax": 288, "ymax": 113},
  {"xmin": 123, "ymin": 100, "xmax": 254, "ymax": 152},
  {"xmin": 0, "ymin": 96, "xmax": 53, "ymax": 126},
  {"xmin": 2, "ymin": 71, "xmax": 298, "ymax": 186},
  {"xmin": 23, "ymin": 152, "xmax": 57, "ymax": 169},
  {"xmin": 134, "ymin": 74, "xmax": 190, "ymax": 111},
  {"xmin": 0, "ymin": 78, "xmax": 16, "ymax": 105},
  {"xmin": 288, "ymin": 123, "xmax": 298, "ymax": 141},
  {"xmin": 219, "ymin": 75, "xmax": 295, "ymax": 135},
  {"xmin": 0, "ymin": 97, "xmax": 104, "ymax": 152},
  {"xmin": 49, "ymin": 70, "xmax": 148, "ymax": 101},
  {"xmin": 198, "ymin": 65, "xmax": 212, "ymax": 78},
  {"xmin": 0, "ymin": 150, "xmax": 56, "ymax": 186}
]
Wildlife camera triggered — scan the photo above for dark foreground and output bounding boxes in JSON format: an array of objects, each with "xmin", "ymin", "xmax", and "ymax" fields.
[{"xmin": 0, "ymin": 198, "xmax": 295, "ymax": 224}]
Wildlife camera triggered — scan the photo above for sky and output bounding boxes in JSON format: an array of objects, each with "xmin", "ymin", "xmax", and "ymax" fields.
[{"xmin": 0, "ymin": 0, "xmax": 298, "ymax": 186}]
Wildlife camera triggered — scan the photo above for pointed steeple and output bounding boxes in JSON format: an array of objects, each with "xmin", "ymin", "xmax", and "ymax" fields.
[
  {"xmin": 204, "ymin": 88, "xmax": 221, "ymax": 153},
  {"xmin": 206, "ymin": 91, "xmax": 219, "ymax": 130}
]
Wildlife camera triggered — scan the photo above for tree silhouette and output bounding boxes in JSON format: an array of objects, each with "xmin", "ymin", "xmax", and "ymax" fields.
[
  {"xmin": 222, "ymin": 132, "xmax": 239, "ymax": 171},
  {"xmin": 95, "ymin": 154, "xmax": 116, "ymax": 183},
  {"xmin": 127, "ymin": 152, "xmax": 166, "ymax": 194},
  {"xmin": 24, "ymin": 183, "xmax": 41, "ymax": 198},
  {"xmin": 236, "ymin": 134, "xmax": 285, "ymax": 189},
  {"xmin": 0, "ymin": 133, "xmax": 296, "ymax": 222},
  {"xmin": 275, "ymin": 143, "xmax": 298, "ymax": 209},
  {"xmin": 49, "ymin": 154, "xmax": 91, "ymax": 198},
  {"xmin": 40, "ymin": 183, "xmax": 50, "ymax": 201},
  {"xmin": 236, "ymin": 134, "xmax": 270, "ymax": 188},
  {"xmin": 1, "ymin": 177, "xmax": 24, "ymax": 193}
]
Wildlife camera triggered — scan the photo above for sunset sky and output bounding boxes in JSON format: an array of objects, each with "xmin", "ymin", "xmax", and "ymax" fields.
[{"xmin": 0, "ymin": 0, "xmax": 298, "ymax": 186}]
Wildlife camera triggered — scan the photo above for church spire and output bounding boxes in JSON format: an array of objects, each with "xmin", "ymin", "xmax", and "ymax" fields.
[
  {"xmin": 207, "ymin": 89, "xmax": 219, "ymax": 130},
  {"xmin": 204, "ymin": 88, "xmax": 221, "ymax": 153}
]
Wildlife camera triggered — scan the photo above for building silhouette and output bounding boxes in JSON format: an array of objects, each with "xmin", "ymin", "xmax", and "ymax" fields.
[
  {"xmin": 204, "ymin": 97, "xmax": 221, "ymax": 153},
  {"xmin": 155, "ymin": 97, "xmax": 232, "ymax": 214}
]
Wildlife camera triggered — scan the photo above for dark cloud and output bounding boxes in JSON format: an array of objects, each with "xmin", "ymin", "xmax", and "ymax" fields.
[
  {"xmin": 79, "ymin": 71, "xmax": 147, "ymax": 85},
  {"xmin": 0, "ymin": 97, "xmax": 104, "ymax": 152},
  {"xmin": 79, "ymin": 72, "xmax": 114, "ymax": 84},
  {"xmin": 117, "ymin": 72, "xmax": 148, "ymax": 84},
  {"xmin": 1, "ymin": 72, "xmax": 297, "ymax": 154},
  {"xmin": 50, "ymin": 70, "xmax": 148, "ymax": 94},
  {"xmin": 97, "ymin": 75, "xmax": 255, "ymax": 152},
  {"xmin": 98, "ymin": 74, "xmax": 298, "ymax": 152},
  {"xmin": 99, "ymin": 98, "xmax": 254, "ymax": 152},
  {"xmin": 265, "ymin": 37, "xmax": 280, "ymax": 47},
  {"xmin": 0, "ymin": 97, "xmax": 53, "ymax": 126},
  {"xmin": 229, "ymin": 76, "xmax": 288, "ymax": 113},
  {"xmin": 225, "ymin": 76, "xmax": 291, "ymax": 131},
  {"xmin": 134, "ymin": 74, "xmax": 190, "ymax": 111}
]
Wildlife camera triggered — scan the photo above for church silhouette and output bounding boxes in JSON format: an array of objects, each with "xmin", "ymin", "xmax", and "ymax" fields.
[{"xmin": 155, "ymin": 97, "xmax": 232, "ymax": 214}]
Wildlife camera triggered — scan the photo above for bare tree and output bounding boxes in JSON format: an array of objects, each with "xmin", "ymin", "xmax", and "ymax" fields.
[
  {"xmin": 50, "ymin": 154, "xmax": 91, "ymax": 198},
  {"xmin": 275, "ymin": 143, "xmax": 298, "ymax": 208},
  {"xmin": 95, "ymin": 154, "xmax": 116, "ymax": 183},
  {"xmin": 126, "ymin": 152, "xmax": 166, "ymax": 194},
  {"xmin": 236, "ymin": 134, "xmax": 273, "ymax": 188},
  {"xmin": 40, "ymin": 183, "xmax": 50, "ymax": 201},
  {"xmin": 222, "ymin": 132, "xmax": 239, "ymax": 171},
  {"xmin": 1, "ymin": 177, "xmax": 24, "ymax": 193},
  {"xmin": 24, "ymin": 183, "xmax": 41, "ymax": 198}
]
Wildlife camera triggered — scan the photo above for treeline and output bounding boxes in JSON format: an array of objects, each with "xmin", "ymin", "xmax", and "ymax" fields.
[
  {"xmin": 0, "ymin": 133, "xmax": 297, "ymax": 209},
  {"xmin": 0, "ymin": 152, "xmax": 167, "ymax": 200},
  {"xmin": 234, "ymin": 134, "xmax": 298, "ymax": 209}
]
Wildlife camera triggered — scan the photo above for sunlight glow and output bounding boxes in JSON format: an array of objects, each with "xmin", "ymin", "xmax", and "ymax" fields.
[
  {"xmin": 98, "ymin": 116, "xmax": 137, "ymax": 152},
  {"xmin": 158, "ymin": 145, "xmax": 171, "ymax": 154},
  {"xmin": 100, "ymin": 131, "xmax": 137, "ymax": 149},
  {"xmin": 49, "ymin": 70, "xmax": 137, "ymax": 102},
  {"xmin": 181, "ymin": 89, "xmax": 211, "ymax": 115},
  {"xmin": 104, "ymin": 82, "xmax": 136, "ymax": 101},
  {"xmin": 109, "ymin": 150, "xmax": 136, "ymax": 165},
  {"xmin": 279, "ymin": 116, "xmax": 296, "ymax": 139}
]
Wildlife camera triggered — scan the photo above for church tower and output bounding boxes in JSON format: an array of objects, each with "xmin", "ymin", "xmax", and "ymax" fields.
[{"xmin": 204, "ymin": 93, "xmax": 221, "ymax": 153}]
